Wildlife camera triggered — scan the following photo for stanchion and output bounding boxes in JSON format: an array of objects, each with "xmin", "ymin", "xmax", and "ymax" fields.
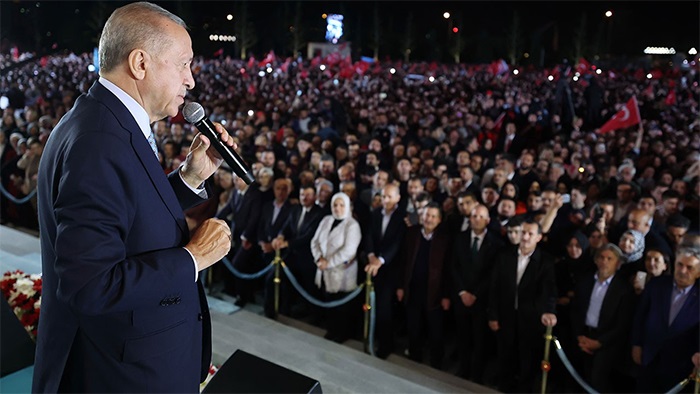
[
  {"xmin": 273, "ymin": 249, "xmax": 281, "ymax": 316},
  {"xmin": 363, "ymin": 271, "xmax": 373, "ymax": 354},
  {"xmin": 541, "ymin": 325, "xmax": 554, "ymax": 394}
]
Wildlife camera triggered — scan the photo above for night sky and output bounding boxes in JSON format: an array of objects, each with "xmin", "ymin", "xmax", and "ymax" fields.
[{"xmin": 2, "ymin": 1, "xmax": 698, "ymax": 65}]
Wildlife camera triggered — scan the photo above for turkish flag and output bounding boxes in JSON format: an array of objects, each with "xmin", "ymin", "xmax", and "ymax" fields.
[
  {"xmin": 576, "ymin": 57, "xmax": 591, "ymax": 75},
  {"xmin": 598, "ymin": 96, "xmax": 641, "ymax": 134}
]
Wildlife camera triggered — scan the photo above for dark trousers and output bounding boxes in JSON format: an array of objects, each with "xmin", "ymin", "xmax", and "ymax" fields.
[
  {"xmin": 496, "ymin": 316, "xmax": 542, "ymax": 393},
  {"xmin": 453, "ymin": 299, "xmax": 491, "ymax": 383},
  {"xmin": 405, "ymin": 301, "xmax": 445, "ymax": 369},
  {"xmin": 230, "ymin": 245, "xmax": 262, "ymax": 303},
  {"xmin": 373, "ymin": 279, "xmax": 396, "ymax": 357}
]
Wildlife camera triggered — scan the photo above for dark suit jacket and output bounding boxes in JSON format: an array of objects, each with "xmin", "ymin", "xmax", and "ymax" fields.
[
  {"xmin": 632, "ymin": 276, "xmax": 699, "ymax": 381},
  {"xmin": 257, "ymin": 199, "xmax": 293, "ymax": 262},
  {"xmin": 279, "ymin": 204, "xmax": 325, "ymax": 266},
  {"xmin": 257, "ymin": 199, "xmax": 293, "ymax": 244},
  {"xmin": 571, "ymin": 272, "xmax": 636, "ymax": 351},
  {"xmin": 397, "ymin": 224, "xmax": 451, "ymax": 309},
  {"xmin": 488, "ymin": 246, "xmax": 557, "ymax": 340},
  {"xmin": 34, "ymin": 81, "xmax": 211, "ymax": 392},
  {"xmin": 451, "ymin": 230, "xmax": 503, "ymax": 305},
  {"xmin": 363, "ymin": 205, "xmax": 407, "ymax": 288},
  {"xmin": 217, "ymin": 185, "xmax": 262, "ymax": 244}
]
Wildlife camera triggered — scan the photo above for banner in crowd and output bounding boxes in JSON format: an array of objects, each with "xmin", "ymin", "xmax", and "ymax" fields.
[{"xmin": 598, "ymin": 96, "xmax": 641, "ymax": 134}]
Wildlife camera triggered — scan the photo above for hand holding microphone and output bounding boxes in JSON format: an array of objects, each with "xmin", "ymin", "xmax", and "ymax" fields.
[{"xmin": 183, "ymin": 102, "xmax": 255, "ymax": 185}]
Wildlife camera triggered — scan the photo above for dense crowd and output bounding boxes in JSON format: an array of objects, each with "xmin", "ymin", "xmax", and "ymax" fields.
[{"xmin": 1, "ymin": 50, "xmax": 699, "ymax": 393}]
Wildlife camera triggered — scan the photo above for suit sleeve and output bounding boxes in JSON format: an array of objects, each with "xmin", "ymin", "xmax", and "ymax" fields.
[
  {"xmin": 167, "ymin": 170, "xmax": 208, "ymax": 211},
  {"xmin": 376, "ymin": 215, "xmax": 406, "ymax": 265},
  {"xmin": 630, "ymin": 279, "xmax": 652, "ymax": 346},
  {"xmin": 450, "ymin": 233, "xmax": 467, "ymax": 295},
  {"xmin": 241, "ymin": 192, "xmax": 262, "ymax": 241},
  {"xmin": 597, "ymin": 281, "xmax": 636, "ymax": 347},
  {"xmin": 488, "ymin": 251, "xmax": 504, "ymax": 321},
  {"xmin": 538, "ymin": 253, "xmax": 558, "ymax": 315}
]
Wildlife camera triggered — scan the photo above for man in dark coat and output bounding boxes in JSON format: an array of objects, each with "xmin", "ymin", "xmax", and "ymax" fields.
[{"xmin": 488, "ymin": 218, "xmax": 558, "ymax": 393}]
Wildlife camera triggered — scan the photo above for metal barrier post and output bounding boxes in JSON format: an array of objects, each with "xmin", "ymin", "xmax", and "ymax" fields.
[
  {"xmin": 273, "ymin": 249, "xmax": 281, "ymax": 316},
  {"xmin": 541, "ymin": 325, "xmax": 554, "ymax": 394},
  {"xmin": 363, "ymin": 271, "xmax": 372, "ymax": 353}
]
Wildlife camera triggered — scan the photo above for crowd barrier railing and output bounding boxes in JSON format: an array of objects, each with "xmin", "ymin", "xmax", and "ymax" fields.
[
  {"xmin": 218, "ymin": 250, "xmax": 377, "ymax": 356},
  {"xmin": 540, "ymin": 327, "xmax": 698, "ymax": 394}
]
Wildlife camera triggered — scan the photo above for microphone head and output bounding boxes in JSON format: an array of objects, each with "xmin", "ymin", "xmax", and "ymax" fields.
[{"xmin": 182, "ymin": 102, "xmax": 205, "ymax": 124}]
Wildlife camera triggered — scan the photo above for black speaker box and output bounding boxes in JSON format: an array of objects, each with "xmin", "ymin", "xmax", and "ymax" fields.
[
  {"xmin": 202, "ymin": 349, "xmax": 322, "ymax": 394},
  {"xmin": 1, "ymin": 296, "xmax": 36, "ymax": 377}
]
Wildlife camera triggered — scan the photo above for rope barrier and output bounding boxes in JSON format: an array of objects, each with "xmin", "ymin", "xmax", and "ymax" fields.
[
  {"xmin": 221, "ymin": 252, "xmax": 378, "ymax": 357},
  {"xmin": 220, "ymin": 256, "xmax": 274, "ymax": 280},
  {"xmin": 0, "ymin": 183, "xmax": 37, "ymax": 204},
  {"xmin": 552, "ymin": 338, "xmax": 599, "ymax": 394},
  {"xmin": 279, "ymin": 262, "xmax": 365, "ymax": 308},
  {"xmin": 551, "ymin": 336, "xmax": 691, "ymax": 394}
]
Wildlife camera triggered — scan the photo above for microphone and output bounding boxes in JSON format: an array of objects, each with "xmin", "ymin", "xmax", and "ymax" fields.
[{"xmin": 183, "ymin": 102, "xmax": 255, "ymax": 185}]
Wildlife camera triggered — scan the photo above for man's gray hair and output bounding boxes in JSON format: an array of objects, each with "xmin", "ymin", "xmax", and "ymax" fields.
[
  {"xmin": 676, "ymin": 246, "xmax": 700, "ymax": 262},
  {"xmin": 98, "ymin": 2, "xmax": 187, "ymax": 74},
  {"xmin": 595, "ymin": 243, "xmax": 625, "ymax": 263}
]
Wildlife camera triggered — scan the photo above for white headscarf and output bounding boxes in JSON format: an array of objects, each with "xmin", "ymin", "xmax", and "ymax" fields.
[{"xmin": 330, "ymin": 192, "xmax": 351, "ymax": 220}]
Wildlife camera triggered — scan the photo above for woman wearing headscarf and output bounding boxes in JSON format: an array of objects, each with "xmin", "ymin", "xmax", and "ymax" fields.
[
  {"xmin": 551, "ymin": 230, "xmax": 596, "ymax": 392},
  {"xmin": 617, "ymin": 229, "xmax": 646, "ymax": 281},
  {"xmin": 310, "ymin": 192, "xmax": 362, "ymax": 343}
]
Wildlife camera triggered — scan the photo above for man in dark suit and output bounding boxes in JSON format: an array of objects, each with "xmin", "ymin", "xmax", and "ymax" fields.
[
  {"xmin": 259, "ymin": 178, "xmax": 294, "ymax": 317},
  {"xmin": 632, "ymin": 247, "xmax": 700, "ymax": 393},
  {"xmin": 571, "ymin": 243, "xmax": 636, "ymax": 392},
  {"xmin": 33, "ymin": 3, "xmax": 234, "ymax": 392},
  {"xmin": 396, "ymin": 203, "xmax": 451, "ymax": 369},
  {"xmin": 216, "ymin": 172, "xmax": 262, "ymax": 305},
  {"xmin": 446, "ymin": 191, "xmax": 478, "ymax": 234},
  {"xmin": 363, "ymin": 183, "xmax": 407, "ymax": 359},
  {"xmin": 273, "ymin": 184, "xmax": 325, "ymax": 318},
  {"xmin": 488, "ymin": 218, "xmax": 558, "ymax": 393},
  {"xmin": 451, "ymin": 204, "xmax": 503, "ymax": 383}
]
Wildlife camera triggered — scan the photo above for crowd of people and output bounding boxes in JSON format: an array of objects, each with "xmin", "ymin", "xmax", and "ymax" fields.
[{"xmin": 2, "ymin": 46, "xmax": 699, "ymax": 393}]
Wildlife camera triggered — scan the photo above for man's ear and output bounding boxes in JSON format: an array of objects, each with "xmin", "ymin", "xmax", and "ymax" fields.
[{"xmin": 128, "ymin": 49, "xmax": 148, "ymax": 80}]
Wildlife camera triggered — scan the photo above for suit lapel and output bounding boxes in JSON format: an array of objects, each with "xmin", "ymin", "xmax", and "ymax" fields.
[
  {"xmin": 518, "ymin": 248, "xmax": 540, "ymax": 289},
  {"xmin": 89, "ymin": 82, "xmax": 187, "ymax": 236},
  {"xmin": 669, "ymin": 282, "xmax": 699, "ymax": 333}
]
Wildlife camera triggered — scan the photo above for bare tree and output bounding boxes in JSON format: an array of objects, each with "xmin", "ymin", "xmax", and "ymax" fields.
[
  {"xmin": 448, "ymin": 12, "xmax": 465, "ymax": 63},
  {"xmin": 572, "ymin": 13, "xmax": 587, "ymax": 61},
  {"xmin": 288, "ymin": 1, "xmax": 306, "ymax": 56},
  {"xmin": 506, "ymin": 11, "xmax": 523, "ymax": 65},
  {"xmin": 370, "ymin": 4, "xmax": 381, "ymax": 60},
  {"xmin": 234, "ymin": 2, "xmax": 257, "ymax": 60},
  {"xmin": 402, "ymin": 12, "xmax": 415, "ymax": 62}
]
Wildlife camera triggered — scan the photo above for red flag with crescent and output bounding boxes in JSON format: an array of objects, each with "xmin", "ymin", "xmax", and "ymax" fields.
[{"xmin": 597, "ymin": 96, "xmax": 641, "ymax": 134}]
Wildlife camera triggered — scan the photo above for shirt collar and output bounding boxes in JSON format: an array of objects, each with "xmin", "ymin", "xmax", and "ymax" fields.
[
  {"xmin": 381, "ymin": 205, "xmax": 397, "ymax": 217},
  {"xmin": 518, "ymin": 247, "xmax": 535, "ymax": 259},
  {"xmin": 99, "ymin": 77, "xmax": 152, "ymax": 140},
  {"xmin": 594, "ymin": 272, "xmax": 615, "ymax": 285},
  {"xmin": 673, "ymin": 281, "xmax": 694, "ymax": 294},
  {"xmin": 421, "ymin": 228, "xmax": 434, "ymax": 240},
  {"xmin": 470, "ymin": 229, "xmax": 487, "ymax": 240}
]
